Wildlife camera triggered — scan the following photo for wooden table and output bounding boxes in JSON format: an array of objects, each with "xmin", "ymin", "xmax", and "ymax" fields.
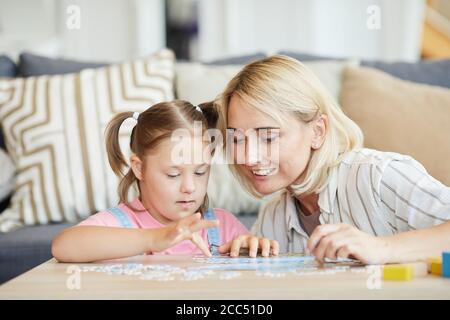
[{"xmin": 0, "ymin": 255, "xmax": 449, "ymax": 300}]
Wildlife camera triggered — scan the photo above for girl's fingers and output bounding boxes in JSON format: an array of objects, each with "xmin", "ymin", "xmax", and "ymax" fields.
[
  {"xmin": 248, "ymin": 236, "xmax": 259, "ymax": 258},
  {"xmin": 270, "ymin": 240, "xmax": 280, "ymax": 256},
  {"xmin": 307, "ymin": 224, "xmax": 345, "ymax": 254},
  {"xmin": 259, "ymin": 238, "xmax": 271, "ymax": 257},
  {"xmin": 191, "ymin": 232, "xmax": 212, "ymax": 257},
  {"xmin": 189, "ymin": 219, "xmax": 219, "ymax": 233},
  {"xmin": 230, "ymin": 236, "xmax": 248, "ymax": 257},
  {"xmin": 218, "ymin": 240, "xmax": 232, "ymax": 254}
]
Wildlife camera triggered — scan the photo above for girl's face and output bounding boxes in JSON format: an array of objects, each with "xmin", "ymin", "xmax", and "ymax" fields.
[
  {"xmin": 227, "ymin": 94, "xmax": 325, "ymax": 196},
  {"xmin": 131, "ymin": 135, "xmax": 211, "ymax": 225}
]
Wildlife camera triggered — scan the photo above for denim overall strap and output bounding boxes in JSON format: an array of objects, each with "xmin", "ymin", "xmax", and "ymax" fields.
[
  {"xmin": 107, "ymin": 207, "xmax": 133, "ymax": 228},
  {"xmin": 203, "ymin": 208, "xmax": 221, "ymax": 255}
]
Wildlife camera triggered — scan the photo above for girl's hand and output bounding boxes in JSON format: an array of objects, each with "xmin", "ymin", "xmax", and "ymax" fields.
[
  {"xmin": 218, "ymin": 235, "xmax": 280, "ymax": 258},
  {"xmin": 149, "ymin": 212, "xmax": 219, "ymax": 257},
  {"xmin": 307, "ymin": 223, "xmax": 392, "ymax": 264}
]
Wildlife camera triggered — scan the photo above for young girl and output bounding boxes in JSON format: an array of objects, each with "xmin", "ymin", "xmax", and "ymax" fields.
[{"xmin": 52, "ymin": 100, "xmax": 279, "ymax": 263}]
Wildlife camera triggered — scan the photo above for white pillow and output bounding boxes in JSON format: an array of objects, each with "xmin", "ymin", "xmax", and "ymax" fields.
[
  {"xmin": 305, "ymin": 60, "xmax": 360, "ymax": 101},
  {"xmin": 175, "ymin": 62, "xmax": 242, "ymax": 105},
  {"xmin": 0, "ymin": 149, "xmax": 14, "ymax": 203},
  {"xmin": 175, "ymin": 60, "xmax": 359, "ymax": 104}
]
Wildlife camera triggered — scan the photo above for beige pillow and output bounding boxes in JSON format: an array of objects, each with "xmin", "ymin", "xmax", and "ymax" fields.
[
  {"xmin": 0, "ymin": 49, "xmax": 175, "ymax": 232},
  {"xmin": 340, "ymin": 66, "xmax": 450, "ymax": 186}
]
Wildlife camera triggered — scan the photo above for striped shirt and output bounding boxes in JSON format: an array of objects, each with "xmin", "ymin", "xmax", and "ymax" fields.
[{"xmin": 251, "ymin": 148, "xmax": 450, "ymax": 253}]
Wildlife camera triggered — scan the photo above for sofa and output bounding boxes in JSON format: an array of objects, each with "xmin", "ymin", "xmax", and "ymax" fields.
[{"xmin": 0, "ymin": 51, "xmax": 449, "ymax": 285}]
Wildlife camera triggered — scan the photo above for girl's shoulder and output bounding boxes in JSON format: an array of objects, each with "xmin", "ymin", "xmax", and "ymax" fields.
[
  {"xmin": 77, "ymin": 203, "xmax": 138, "ymax": 228},
  {"xmin": 211, "ymin": 208, "xmax": 250, "ymax": 235},
  {"xmin": 211, "ymin": 207, "xmax": 238, "ymax": 221},
  {"xmin": 77, "ymin": 210, "xmax": 121, "ymax": 227}
]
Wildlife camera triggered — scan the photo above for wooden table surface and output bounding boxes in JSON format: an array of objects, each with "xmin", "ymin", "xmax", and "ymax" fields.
[{"xmin": 0, "ymin": 255, "xmax": 449, "ymax": 300}]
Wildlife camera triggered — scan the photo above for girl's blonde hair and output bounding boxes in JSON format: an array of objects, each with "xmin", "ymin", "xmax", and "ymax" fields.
[
  {"xmin": 105, "ymin": 100, "xmax": 218, "ymax": 212},
  {"xmin": 215, "ymin": 55, "xmax": 363, "ymax": 197}
]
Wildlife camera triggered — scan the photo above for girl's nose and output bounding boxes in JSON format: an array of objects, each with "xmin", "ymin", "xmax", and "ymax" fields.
[{"xmin": 180, "ymin": 177, "xmax": 196, "ymax": 194}]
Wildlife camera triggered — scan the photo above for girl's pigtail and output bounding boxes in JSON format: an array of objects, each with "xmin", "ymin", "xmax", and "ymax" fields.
[
  {"xmin": 105, "ymin": 112, "xmax": 134, "ymax": 178},
  {"xmin": 105, "ymin": 112, "xmax": 139, "ymax": 204}
]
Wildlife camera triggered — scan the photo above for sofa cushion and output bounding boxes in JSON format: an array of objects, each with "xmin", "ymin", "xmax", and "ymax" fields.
[
  {"xmin": 361, "ymin": 59, "xmax": 450, "ymax": 89},
  {"xmin": 18, "ymin": 52, "xmax": 108, "ymax": 77},
  {"xmin": 0, "ymin": 222, "xmax": 74, "ymax": 284},
  {"xmin": 277, "ymin": 50, "xmax": 450, "ymax": 90},
  {"xmin": 0, "ymin": 49, "xmax": 175, "ymax": 232},
  {"xmin": 205, "ymin": 53, "xmax": 267, "ymax": 65},
  {"xmin": 278, "ymin": 50, "xmax": 346, "ymax": 62},
  {"xmin": 0, "ymin": 55, "xmax": 17, "ymax": 78},
  {"xmin": 340, "ymin": 66, "xmax": 450, "ymax": 186}
]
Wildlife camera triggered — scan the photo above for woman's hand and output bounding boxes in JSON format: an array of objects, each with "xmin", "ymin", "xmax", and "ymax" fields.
[
  {"xmin": 218, "ymin": 235, "xmax": 280, "ymax": 258},
  {"xmin": 307, "ymin": 223, "xmax": 392, "ymax": 264},
  {"xmin": 149, "ymin": 212, "xmax": 219, "ymax": 257}
]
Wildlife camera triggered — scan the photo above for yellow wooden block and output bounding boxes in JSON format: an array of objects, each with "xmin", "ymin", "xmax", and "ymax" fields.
[
  {"xmin": 383, "ymin": 264, "xmax": 413, "ymax": 281},
  {"xmin": 428, "ymin": 258, "xmax": 443, "ymax": 276}
]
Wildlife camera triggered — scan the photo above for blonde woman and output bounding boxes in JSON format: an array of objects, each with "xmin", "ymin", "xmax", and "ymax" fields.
[{"xmin": 214, "ymin": 55, "xmax": 450, "ymax": 264}]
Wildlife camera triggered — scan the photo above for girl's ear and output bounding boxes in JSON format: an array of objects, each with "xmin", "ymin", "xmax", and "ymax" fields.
[
  {"xmin": 311, "ymin": 114, "xmax": 327, "ymax": 150},
  {"xmin": 130, "ymin": 154, "xmax": 144, "ymax": 180}
]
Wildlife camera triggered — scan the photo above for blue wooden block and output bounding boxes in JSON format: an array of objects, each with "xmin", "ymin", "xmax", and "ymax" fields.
[{"xmin": 443, "ymin": 252, "xmax": 450, "ymax": 278}]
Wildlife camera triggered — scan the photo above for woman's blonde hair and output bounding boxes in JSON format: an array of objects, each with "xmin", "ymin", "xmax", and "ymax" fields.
[
  {"xmin": 104, "ymin": 100, "xmax": 218, "ymax": 212},
  {"xmin": 215, "ymin": 55, "xmax": 363, "ymax": 197}
]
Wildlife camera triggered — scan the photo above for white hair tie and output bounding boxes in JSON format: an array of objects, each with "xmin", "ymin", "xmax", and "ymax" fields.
[
  {"xmin": 194, "ymin": 105, "xmax": 202, "ymax": 113},
  {"xmin": 132, "ymin": 112, "xmax": 140, "ymax": 121}
]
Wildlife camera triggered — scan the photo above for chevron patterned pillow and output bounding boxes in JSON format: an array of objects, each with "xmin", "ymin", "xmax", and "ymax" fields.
[{"xmin": 0, "ymin": 49, "xmax": 175, "ymax": 232}]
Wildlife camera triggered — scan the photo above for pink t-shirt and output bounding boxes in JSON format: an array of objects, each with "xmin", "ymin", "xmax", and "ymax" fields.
[{"xmin": 77, "ymin": 198, "xmax": 249, "ymax": 255}]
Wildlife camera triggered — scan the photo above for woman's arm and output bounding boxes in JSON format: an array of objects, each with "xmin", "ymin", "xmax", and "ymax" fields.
[
  {"xmin": 307, "ymin": 158, "xmax": 450, "ymax": 264},
  {"xmin": 306, "ymin": 221, "xmax": 450, "ymax": 264},
  {"xmin": 52, "ymin": 213, "xmax": 218, "ymax": 263},
  {"xmin": 383, "ymin": 221, "xmax": 450, "ymax": 262}
]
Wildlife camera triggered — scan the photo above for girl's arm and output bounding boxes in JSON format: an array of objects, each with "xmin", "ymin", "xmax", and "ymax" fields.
[
  {"xmin": 52, "ymin": 213, "xmax": 218, "ymax": 263},
  {"xmin": 52, "ymin": 225, "xmax": 162, "ymax": 263}
]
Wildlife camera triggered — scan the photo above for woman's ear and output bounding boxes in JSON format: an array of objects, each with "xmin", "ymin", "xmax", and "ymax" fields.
[
  {"xmin": 130, "ymin": 154, "xmax": 144, "ymax": 180},
  {"xmin": 311, "ymin": 114, "xmax": 327, "ymax": 150}
]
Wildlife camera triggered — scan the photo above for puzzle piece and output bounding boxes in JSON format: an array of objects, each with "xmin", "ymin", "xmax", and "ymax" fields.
[
  {"xmin": 192, "ymin": 254, "xmax": 363, "ymax": 273},
  {"xmin": 443, "ymin": 252, "xmax": 450, "ymax": 278}
]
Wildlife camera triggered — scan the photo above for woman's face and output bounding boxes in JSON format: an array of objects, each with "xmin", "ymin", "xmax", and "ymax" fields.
[{"xmin": 227, "ymin": 94, "xmax": 320, "ymax": 196}]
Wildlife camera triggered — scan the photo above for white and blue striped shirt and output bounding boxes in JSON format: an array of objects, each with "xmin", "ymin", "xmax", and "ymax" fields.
[{"xmin": 252, "ymin": 148, "xmax": 450, "ymax": 253}]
